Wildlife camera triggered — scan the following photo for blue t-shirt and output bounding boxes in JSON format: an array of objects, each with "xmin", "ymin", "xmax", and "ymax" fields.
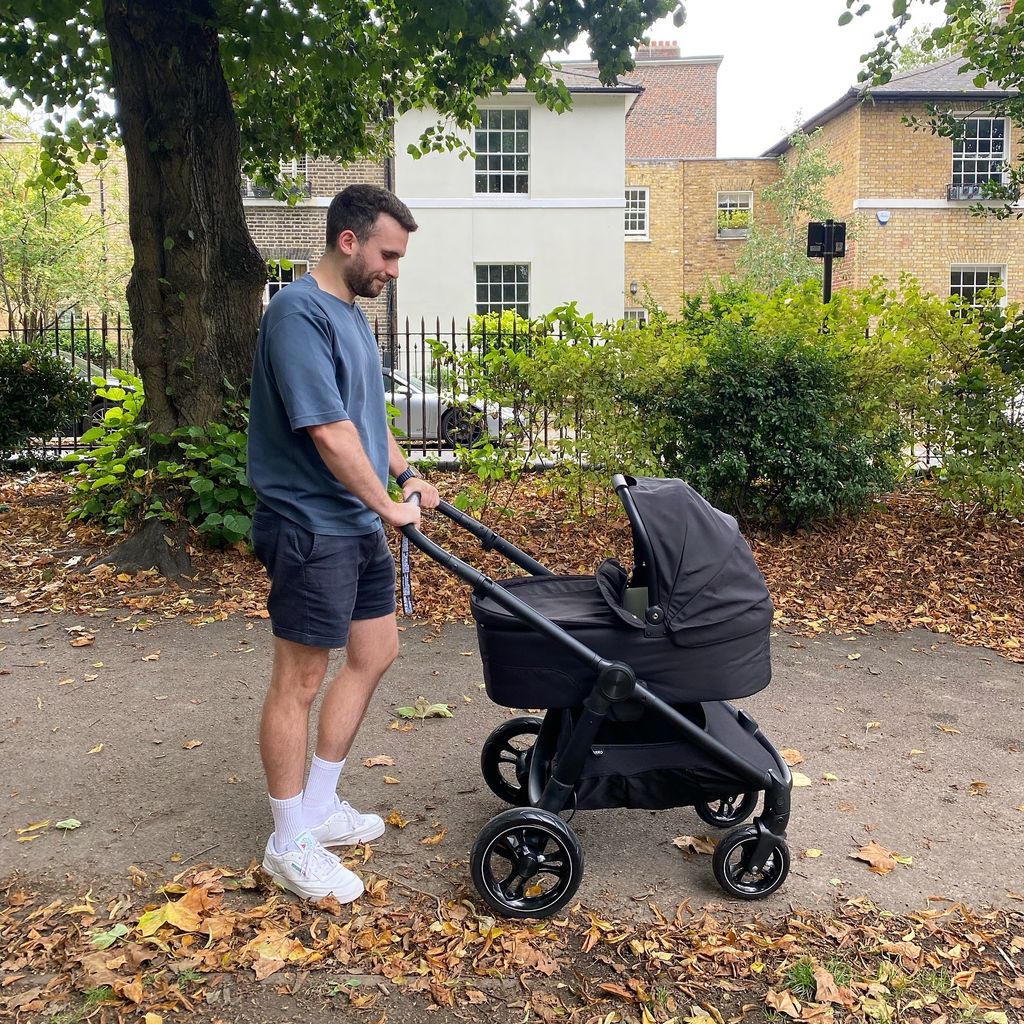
[{"xmin": 247, "ymin": 274, "xmax": 389, "ymax": 535}]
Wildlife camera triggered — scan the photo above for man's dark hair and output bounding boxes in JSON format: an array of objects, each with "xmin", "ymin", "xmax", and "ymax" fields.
[{"xmin": 325, "ymin": 184, "xmax": 418, "ymax": 248}]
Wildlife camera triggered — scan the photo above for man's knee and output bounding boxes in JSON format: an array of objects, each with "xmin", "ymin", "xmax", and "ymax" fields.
[
  {"xmin": 347, "ymin": 618, "xmax": 399, "ymax": 678},
  {"xmin": 270, "ymin": 639, "xmax": 329, "ymax": 704}
]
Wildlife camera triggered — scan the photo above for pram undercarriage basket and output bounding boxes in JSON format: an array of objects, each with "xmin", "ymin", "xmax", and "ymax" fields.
[{"xmin": 401, "ymin": 474, "xmax": 792, "ymax": 919}]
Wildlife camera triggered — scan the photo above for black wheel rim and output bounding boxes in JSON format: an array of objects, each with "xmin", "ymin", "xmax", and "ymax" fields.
[
  {"xmin": 483, "ymin": 724, "xmax": 540, "ymax": 804},
  {"xmin": 494, "ymin": 737, "xmax": 530, "ymax": 792},
  {"xmin": 444, "ymin": 413, "xmax": 483, "ymax": 446},
  {"xmin": 721, "ymin": 838, "xmax": 785, "ymax": 896},
  {"xmin": 699, "ymin": 791, "xmax": 756, "ymax": 827},
  {"xmin": 479, "ymin": 824, "xmax": 576, "ymax": 914}
]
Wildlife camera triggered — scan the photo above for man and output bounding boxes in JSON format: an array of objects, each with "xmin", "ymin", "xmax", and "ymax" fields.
[{"xmin": 247, "ymin": 184, "xmax": 439, "ymax": 904}]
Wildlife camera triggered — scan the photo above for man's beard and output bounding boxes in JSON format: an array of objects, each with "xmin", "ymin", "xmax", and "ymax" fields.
[{"xmin": 343, "ymin": 254, "xmax": 385, "ymax": 299}]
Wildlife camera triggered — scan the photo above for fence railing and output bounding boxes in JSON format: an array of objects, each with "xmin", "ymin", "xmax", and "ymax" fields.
[
  {"xmin": 7, "ymin": 313, "xmax": 1016, "ymax": 470},
  {"xmin": 2, "ymin": 313, "xmax": 575, "ymax": 459}
]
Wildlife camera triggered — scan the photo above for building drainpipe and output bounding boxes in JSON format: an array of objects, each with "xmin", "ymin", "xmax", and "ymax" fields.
[{"xmin": 385, "ymin": 141, "xmax": 398, "ymax": 359}]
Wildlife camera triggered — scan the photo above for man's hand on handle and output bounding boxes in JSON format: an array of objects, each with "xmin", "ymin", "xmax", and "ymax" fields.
[
  {"xmin": 402, "ymin": 477, "xmax": 440, "ymax": 509},
  {"xmin": 380, "ymin": 478, "xmax": 440, "ymax": 529}
]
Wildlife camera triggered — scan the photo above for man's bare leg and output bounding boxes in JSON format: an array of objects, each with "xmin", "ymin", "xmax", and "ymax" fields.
[
  {"xmin": 259, "ymin": 637, "xmax": 330, "ymax": 799},
  {"xmin": 313, "ymin": 613, "xmax": 399, "ymax": 761}
]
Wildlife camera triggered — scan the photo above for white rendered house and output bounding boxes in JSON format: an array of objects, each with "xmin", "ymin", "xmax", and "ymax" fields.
[{"xmin": 393, "ymin": 69, "xmax": 640, "ymax": 328}]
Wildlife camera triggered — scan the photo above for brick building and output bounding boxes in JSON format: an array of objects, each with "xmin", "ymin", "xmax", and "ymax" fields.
[
  {"xmin": 763, "ymin": 56, "xmax": 1022, "ymax": 304},
  {"xmin": 243, "ymin": 156, "xmax": 390, "ymax": 325},
  {"xmin": 619, "ymin": 44, "xmax": 780, "ymax": 317}
]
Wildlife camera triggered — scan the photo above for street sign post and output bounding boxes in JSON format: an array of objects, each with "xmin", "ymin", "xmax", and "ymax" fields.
[{"xmin": 807, "ymin": 219, "xmax": 846, "ymax": 303}]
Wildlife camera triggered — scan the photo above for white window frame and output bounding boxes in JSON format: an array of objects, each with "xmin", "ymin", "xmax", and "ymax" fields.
[
  {"xmin": 475, "ymin": 263, "xmax": 530, "ymax": 318},
  {"xmin": 243, "ymin": 156, "xmax": 311, "ymax": 198},
  {"xmin": 952, "ymin": 117, "xmax": 1008, "ymax": 188},
  {"xmin": 716, "ymin": 190, "xmax": 753, "ymax": 239},
  {"xmin": 949, "ymin": 264, "xmax": 1006, "ymax": 309},
  {"xmin": 623, "ymin": 308, "xmax": 648, "ymax": 326},
  {"xmin": 624, "ymin": 187, "xmax": 649, "ymax": 240},
  {"xmin": 264, "ymin": 259, "xmax": 309, "ymax": 304},
  {"xmin": 475, "ymin": 109, "xmax": 530, "ymax": 196}
]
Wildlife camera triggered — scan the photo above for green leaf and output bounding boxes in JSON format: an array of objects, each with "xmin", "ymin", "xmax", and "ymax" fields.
[
  {"xmin": 55, "ymin": 817, "xmax": 82, "ymax": 830},
  {"xmin": 91, "ymin": 922, "xmax": 129, "ymax": 950}
]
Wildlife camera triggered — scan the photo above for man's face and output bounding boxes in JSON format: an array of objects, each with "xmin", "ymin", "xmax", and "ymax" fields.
[{"xmin": 342, "ymin": 213, "xmax": 409, "ymax": 299}]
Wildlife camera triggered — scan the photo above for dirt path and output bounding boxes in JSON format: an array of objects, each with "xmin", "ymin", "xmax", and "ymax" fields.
[{"xmin": 3, "ymin": 612, "xmax": 1021, "ymax": 914}]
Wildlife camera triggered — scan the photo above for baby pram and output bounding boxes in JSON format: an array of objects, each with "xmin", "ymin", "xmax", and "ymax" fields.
[{"xmin": 402, "ymin": 474, "xmax": 792, "ymax": 919}]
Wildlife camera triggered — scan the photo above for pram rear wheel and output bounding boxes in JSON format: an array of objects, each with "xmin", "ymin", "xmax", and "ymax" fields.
[
  {"xmin": 471, "ymin": 807, "xmax": 583, "ymax": 919},
  {"xmin": 712, "ymin": 825, "xmax": 790, "ymax": 900},
  {"xmin": 695, "ymin": 792, "xmax": 758, "ymax": 829},
  {"xmin": 481, "ymin": 716, "xmax": 544, "ymax": 806}
]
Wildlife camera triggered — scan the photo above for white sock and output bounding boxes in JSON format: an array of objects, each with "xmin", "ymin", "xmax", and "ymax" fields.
[
  {"xmin": 269, "ymin": 793, "xmax": 305, "ymax": 853},
  {"xmin": 302, "ymin": 754, "xmax": 345, "ymax": 825}
]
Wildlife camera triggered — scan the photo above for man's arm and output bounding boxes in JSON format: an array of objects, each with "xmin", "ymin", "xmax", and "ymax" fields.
[
  {"xmin": 387, "ymin": 430, "xmax": 440, "ymax": 509},
  {"xmin": 307, "ymin": 420, "xmax": 420, "ymax": 528}
]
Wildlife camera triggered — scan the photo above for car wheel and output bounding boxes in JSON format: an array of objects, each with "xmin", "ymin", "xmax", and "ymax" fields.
[{"xmin": 440, "ymin": 408, "xmax": 485, "ymax": 447}]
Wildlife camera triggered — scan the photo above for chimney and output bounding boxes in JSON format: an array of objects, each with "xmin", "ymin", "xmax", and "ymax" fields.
[{"xmin": 636, "ymin": 40, "xmax": 681, "ymax": 61}]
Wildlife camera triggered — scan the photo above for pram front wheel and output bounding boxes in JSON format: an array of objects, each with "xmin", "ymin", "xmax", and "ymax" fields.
[
  {"xmin": 481, "ymin": 716, "xmax": 544, "ymax": 806},
  {"xmin": 712, "ymin": 824, "xmax": 790, "ymax": 900},
  {"xmin": 695, "ymin": 792, "xmax": 758, "ymax": 829},
  {"xmin": 471, "ymin": 807, "xmax": 583, "ymax": 919}
]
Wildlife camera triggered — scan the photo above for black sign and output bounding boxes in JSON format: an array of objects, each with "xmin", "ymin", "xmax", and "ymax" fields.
[{"xmin": 807, "ymin": 220, "xmax": 846, "ymax": 259}]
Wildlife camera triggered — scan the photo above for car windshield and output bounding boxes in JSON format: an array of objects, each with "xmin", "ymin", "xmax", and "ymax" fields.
[{"xmin": 384, "ymin": 369, "xmax": 439, "ymax": 395}]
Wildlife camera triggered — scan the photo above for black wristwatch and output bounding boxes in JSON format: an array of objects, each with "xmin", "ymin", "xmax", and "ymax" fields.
[{"xmin": 395, "ymin": 467, "xmax": 418, "ymax": 487}]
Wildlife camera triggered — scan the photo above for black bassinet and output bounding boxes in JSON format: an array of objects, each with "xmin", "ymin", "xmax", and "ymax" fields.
[{"xmin": 472, "ymin": 476, "xmax": 774, "ymax": 708}]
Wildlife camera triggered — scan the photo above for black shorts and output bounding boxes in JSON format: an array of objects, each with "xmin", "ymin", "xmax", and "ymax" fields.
[{"xmin": 251, "ymin": 503, "xmax": 396, "ymax": 649}]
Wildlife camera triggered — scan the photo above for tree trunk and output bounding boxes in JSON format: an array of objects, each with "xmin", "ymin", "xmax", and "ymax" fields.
[{"xmin": 102, "ymin": 0, "xmax": 266, "ymax": 435}]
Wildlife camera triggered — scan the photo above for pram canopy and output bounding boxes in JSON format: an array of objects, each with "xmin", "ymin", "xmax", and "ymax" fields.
[{"xmin": 472, "ymin": 476, "xmax": 774, "ymax": 707}]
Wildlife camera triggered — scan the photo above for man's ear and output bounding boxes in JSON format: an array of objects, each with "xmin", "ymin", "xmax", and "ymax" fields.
[{"xmin": 337, "ymin": 228, "xmax": 359, "ymax": 255}]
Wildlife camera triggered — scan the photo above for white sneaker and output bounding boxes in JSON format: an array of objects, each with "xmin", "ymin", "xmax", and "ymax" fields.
[
  {"xmin": 308, "ymin": 800, "xmax": 385, "ymax": 847},
  {"xmin": 262, "ymin": 830, "xmax": 364, "ymax": 904}
]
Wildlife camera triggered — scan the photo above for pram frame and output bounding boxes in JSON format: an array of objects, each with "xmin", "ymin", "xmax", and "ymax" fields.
[{"xmin": 402, "ymin": 482, "xmax": 792, "ymax": 876}]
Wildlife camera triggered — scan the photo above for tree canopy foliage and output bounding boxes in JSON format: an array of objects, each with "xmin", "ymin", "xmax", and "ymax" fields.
[
  {"xmin": 0, "ymin": 1, "xmax": 677, "ymax": 194},
  {"xmin": 0, "ymin": 111, "xmax": 130, "ymax": 329},
  {"xmin": 0, "ymin": 0, "xmax": 678, "ymax": 442},
  {"xmin": 735, "ymin": 129, "xmax": 842, "ymax": 293}
]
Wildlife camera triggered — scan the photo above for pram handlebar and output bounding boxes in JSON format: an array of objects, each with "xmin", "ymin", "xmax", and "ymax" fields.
[
  {"xmin": 611, "ymin": 474, "xmax": 662, "ymax": 617},
  {"xmin": 398, "ymin": 493, "xmax": 618, "ymax": 678}
]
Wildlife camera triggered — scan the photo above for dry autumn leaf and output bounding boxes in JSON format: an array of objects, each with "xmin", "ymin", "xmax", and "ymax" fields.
[
  {"xmin": 672, "ymin": 835, "xmax": 716, "ymax": 856},
  {"xmin": 849, "ymin": 840, "xmax": 911, "ymax": 875},
  {"xmin": 385, "ymin": 810, "xmax": 409, "ymax": 828},
  {"xmin": 142, "ymin": 651, "xmax": 160, "ymax": 661},
  {"xmin": 182, "ymin": 739, "xmax": 203, "ymax": 750},
  {"xmin": 383, "ymin": 776, "xmax": 399, "ymax": 784},
  {"xmin": 936, "ymin": 724, "xmax": 962, "ymax": 735},
  {"xmin": 780, "ymin": 748, "xmax": 804, "ymax": 766},
  {"xmin": 362, "ymin": 755, "xmax": 397, "ymax": 768},
  {"xmin": 791, "ymin": 772, "xmax": 813, "ymax": 788},
  {"xmin": 420, "ymin": 828, "xmax": 447, "ymax": 846},
  {"xmin": 765, "ymin": 988, "xmax": 802, "ymax": 1019}
]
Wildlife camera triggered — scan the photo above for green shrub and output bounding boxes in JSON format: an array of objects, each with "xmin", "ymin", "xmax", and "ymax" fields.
[
  {"xmin": 64, "ymin": 375, "xmax": 256, "ymax": 545},
  {"xmin": 0, "ymin": 339, "xmax": 92, "ymax": 458},
  {"xmin": 622, "ymin": 282, "xmax": 904, "ymax": 527},
  {"xmin": 655, "ymin": 317, "xmax": 899, "ymax": 527}
]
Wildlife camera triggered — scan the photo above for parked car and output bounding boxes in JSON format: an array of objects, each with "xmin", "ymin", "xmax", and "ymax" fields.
[{"xmin": 383, "ymin": 367, "xmax": 517, "ymax": 447}]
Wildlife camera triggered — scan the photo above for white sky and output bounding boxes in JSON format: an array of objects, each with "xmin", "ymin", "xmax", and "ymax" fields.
[{"xmin": 566, "ymin": 1, "xmax": 945, "ymax": 158}]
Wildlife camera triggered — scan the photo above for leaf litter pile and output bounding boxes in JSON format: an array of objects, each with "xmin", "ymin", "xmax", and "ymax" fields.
[
  {"xmin": 2, "ymin": 472, "xmax": 1024, "ymax": 1021},
  {"xmin": 2, "ymin": 862, "xmax": 1021, "ymax": 1023},
  {"xmin": 2, "ymin": 472, "xmax": 1022, "ymax": 660}
]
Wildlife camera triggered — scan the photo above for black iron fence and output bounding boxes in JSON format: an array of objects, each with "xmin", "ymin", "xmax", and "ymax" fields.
[{"xmin": 2, "ymin": 313, "xmax": 572, "ymax": 459}]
